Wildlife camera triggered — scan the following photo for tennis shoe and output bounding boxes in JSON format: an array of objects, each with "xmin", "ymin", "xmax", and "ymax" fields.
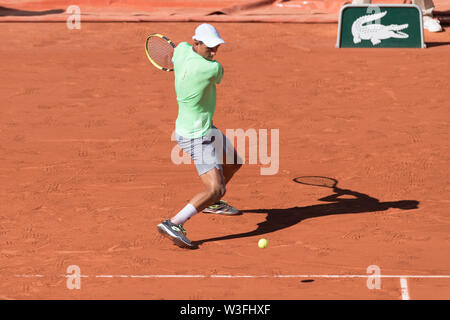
[
  {"xmin": 157, "ymin": 219, "xmax": 196, "ymax": 249},
  {"xmin": 423, "ymin": 16, "xmax": 443, "ymax": 32},
  {"xmin": 203, "ymin": 200, "xmax": 241, "ymax": 215}
]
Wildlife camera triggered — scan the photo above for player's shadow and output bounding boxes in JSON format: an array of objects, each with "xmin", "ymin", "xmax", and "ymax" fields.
[
  {"xmin": 0, "ymin": 6, "xmax": 64, "ymax": 17},
  {"xmin": 195, "ymin": 178, "xmax": 419, "ymax": 246}
]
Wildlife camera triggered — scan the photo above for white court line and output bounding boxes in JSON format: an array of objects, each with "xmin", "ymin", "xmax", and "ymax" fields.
[
  {"xmin": 128, "ymin": 275, "xmax": 207, "ymax": 278},
  {"xmin": 13, "ymin": 274, "xmax": 450, "ymax": 279},
  {"xmin": 400, "ymin": 278, "xmax": 410, "ymax": 300},
  {"xmin": 274, "ymin": 275, "xmax": 450, "ymax": 279},
  {"xmin": 13, "ymin": 273, "xmax": 449, "ymax": 299}
]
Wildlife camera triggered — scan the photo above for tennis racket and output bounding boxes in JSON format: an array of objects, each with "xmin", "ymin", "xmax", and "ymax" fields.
[
  {"xmin": 293, "ymin": 176, "xmax": 338, "ymax": 188},
  {"xmin": 145, "ymin": 33, "xmax": 176, "ymax": 72}
]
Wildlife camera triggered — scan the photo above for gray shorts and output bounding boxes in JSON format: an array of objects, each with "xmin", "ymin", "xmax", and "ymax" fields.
[{"xmin": 176, "ymin": 127, "xmax": 241, "ymax": 176}]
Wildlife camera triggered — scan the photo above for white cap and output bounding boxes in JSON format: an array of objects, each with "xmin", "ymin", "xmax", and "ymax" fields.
[{"xmin": 192, "ymin": 24, "xmax": 225, "ymax": 48}]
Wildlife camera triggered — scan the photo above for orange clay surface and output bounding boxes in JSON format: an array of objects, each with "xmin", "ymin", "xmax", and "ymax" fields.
[{"xmin": 0, "ymin": 22, "xmax": 449, "ymax": 300}]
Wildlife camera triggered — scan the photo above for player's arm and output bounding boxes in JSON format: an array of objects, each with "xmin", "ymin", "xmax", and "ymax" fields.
[{"xmin": 216, "ymin": 62, "xmax": 224, "ymax": 84}]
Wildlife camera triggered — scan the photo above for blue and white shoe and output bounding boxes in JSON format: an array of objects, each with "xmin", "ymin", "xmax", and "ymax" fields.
[{"xmin": 157, "ymin": 219, "xmax": 196, "ymax": 249}]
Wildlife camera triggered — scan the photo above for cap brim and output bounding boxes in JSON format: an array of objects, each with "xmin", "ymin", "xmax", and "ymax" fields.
[
  {"xmin": 193, "ymin": 36, "xmax": 225, "ymax": 48},
  {"xmin": 205, "ymin": 39, "xmax": 225, "ymax": 48}
]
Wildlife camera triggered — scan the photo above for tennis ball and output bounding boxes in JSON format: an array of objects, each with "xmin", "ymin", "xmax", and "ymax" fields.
[{"xmin": 258, "ymin": 238, "xmax": 268, "ymax": 249}]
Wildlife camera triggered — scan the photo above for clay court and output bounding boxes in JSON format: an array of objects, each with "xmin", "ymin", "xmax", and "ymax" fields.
[{"xmin": 0, "ymin": 0, "xmax": 449, "ymax": 300}]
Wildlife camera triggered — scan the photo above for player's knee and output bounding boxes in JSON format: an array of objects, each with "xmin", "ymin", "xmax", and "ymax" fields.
[
  {"xmin": 218, "ymin": 184, "xmax": 226, "ymax": 198},
  {"xmin": 208, "ymin": 183, "xmax": 226, "ymax": 201},
  {"xmin": 214, "ymin": 184, "xmax": 226, "ymax": 199}
]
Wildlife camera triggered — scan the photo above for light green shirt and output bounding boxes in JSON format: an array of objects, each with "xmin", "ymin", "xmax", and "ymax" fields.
[{"xmin": 172, "ymin": 42, "xmax": 223, "ymax": 138}]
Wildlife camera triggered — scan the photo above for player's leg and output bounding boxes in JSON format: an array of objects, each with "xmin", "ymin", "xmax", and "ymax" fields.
[
  {"xmin": 157, "ymin": 133, "xmax": 230, "ymax": 249},
  {"xmin": 157, "ymin": 168, "xmax": 226, "ymax": 249},
  {"xmin": 218, "ymin": 126, "xmax": 242, "ymax": 185},
  {"xmin": 202, "ymin": 127, "xmax": 241, "ymax": 215},
  {"xmin": 222, "ymin": 141, "xmax": 242, "ymax": 185},
  {"xmin": 201, "ymin": 166, "xmax": 241, "ymax": 216},
  {"xmin": 188, "ymin": 167, "xmax": 226, "ymax": 213},
  {"xmin": 173, "ymin": 131, "xmax": 231, "ymax": 218},
  {"xmin": 414, "ymin": 0, "xmax": 442, "ymax": 32}
]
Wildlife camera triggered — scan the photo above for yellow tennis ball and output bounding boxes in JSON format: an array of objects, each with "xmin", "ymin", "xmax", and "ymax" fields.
[{"xmin": 258, "ymin": 238, "xmax": 268, "ymax": 249}]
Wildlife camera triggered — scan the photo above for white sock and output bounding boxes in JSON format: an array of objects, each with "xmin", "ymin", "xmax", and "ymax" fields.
[{"xmin": 171, "ymin": 203, "xmax": 198, "ymax": 225}]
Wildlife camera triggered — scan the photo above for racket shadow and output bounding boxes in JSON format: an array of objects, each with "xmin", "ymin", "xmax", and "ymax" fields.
[{"xmin": 194, "ymin": 180, "xmax": 419, "ymax": 246}]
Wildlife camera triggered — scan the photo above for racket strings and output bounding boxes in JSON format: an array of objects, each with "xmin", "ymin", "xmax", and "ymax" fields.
[{"xmin": 147, "ymin": 37, "xmax": 174, "ymax": 70}]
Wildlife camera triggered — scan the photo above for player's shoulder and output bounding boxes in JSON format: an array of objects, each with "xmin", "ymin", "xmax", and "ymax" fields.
[
  {"xmin": 175, "ymin": 42, "xmax": 191, "ymax": 51},
  {"xmin": 194, "ymin": 59, "xmax": 220, "ymax": 74},
  {"xmin": 173, "ymin": 42, "xmax": 192, "ymax": 63},
  {"xmin": 211, "ymin": 60, "xmax": 222, "ymax": 68},
  {"xmin": 177, "ymin": 41, "xmax": 190, "ymax": 47},
  {"xmin": 208, "ymin": 60, "xmax": 222, "ymax": 72}
]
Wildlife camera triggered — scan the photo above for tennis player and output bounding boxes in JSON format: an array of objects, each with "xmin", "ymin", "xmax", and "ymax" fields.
[{"xmin": 157, "ymin": 24, "xmax": 242, "ymax": 249}]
